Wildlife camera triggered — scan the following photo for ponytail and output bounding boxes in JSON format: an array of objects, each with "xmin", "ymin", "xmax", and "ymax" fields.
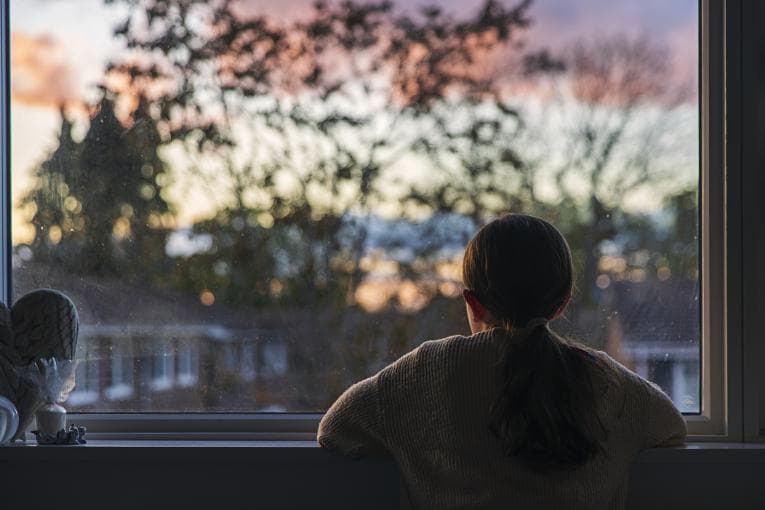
[
  {"xmin": 489, "ymin": 321, "xmax": 607, "ymax": 471},
  {"xmin": 463, "ymin": 213, "xmax": 608, "ymax": 471}
]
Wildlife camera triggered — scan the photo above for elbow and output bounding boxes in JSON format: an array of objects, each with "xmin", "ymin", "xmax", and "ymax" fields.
[{"xmin": 654, "ymin": 418, "xmax": 688, "ymax": 448}]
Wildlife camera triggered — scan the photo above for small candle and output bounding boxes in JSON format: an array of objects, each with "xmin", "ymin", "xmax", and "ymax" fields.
[{"xmin": 36, "ymin": 403, "xmax": 66, "ymax": 438}]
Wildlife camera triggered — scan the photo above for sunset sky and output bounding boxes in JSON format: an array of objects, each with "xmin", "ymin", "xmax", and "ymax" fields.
[{"xmin": 9, "ymin": 0, "xmax": 699, "ymax": 244}]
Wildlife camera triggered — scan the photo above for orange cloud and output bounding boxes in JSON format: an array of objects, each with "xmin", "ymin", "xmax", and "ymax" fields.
[{"xmin": 11, "ymin": 31, "xmax": 80, "ymax": 108}]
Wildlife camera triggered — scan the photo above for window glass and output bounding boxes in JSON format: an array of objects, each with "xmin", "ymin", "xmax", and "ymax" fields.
[
  {"xmin": 10, "ymin": 0, "xmax": 700, "ymax": 413},
  {"xmin": 106, "ymin": 340, "xmax": 134, "ymax": 402},
  {"xmin": 68, "ymin": 341, "xmax": 100, "ymax": 407},
  {"xmin": 177, "ymin": 341, "xmax": 199, "ymax": 387}
]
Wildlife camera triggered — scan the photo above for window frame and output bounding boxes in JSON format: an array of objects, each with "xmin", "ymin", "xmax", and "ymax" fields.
[
  {"xmin": 682, "ymin": 0, "xmax": 738, "ymax": 440},
  {"xmin": 739, "ymin": 0, "xmax": 765, "ymax": 442},
  {"xmin": 0, "ymin": 0, "xmax": 750, "ymax": 441},
  {"xmin": 1, "ymin": 0, "xmax": 8, "ymax": 309}
]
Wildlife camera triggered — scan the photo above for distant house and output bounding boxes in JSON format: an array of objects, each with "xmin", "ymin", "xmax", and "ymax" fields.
[
  {"xmin": 12, "ymin": 263, "xmax": 290, "ymax": 412},
  {"xmin": 597, "ymin": 278, "xmax": 700, "ymax": 412}
]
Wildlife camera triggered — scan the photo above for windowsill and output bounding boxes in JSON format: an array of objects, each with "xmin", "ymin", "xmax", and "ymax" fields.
[
  {"xmin": 2, "ymin": 440, "xmax": 765, "ymax": 459},
  {"xmin": 2, "ymin": 439, "xmax": 319, "ymax": 448},
  {"xmin": 0, "ymin": 440, "xmax": 400, "ymax": 509},
  {"xmin": 2, "ymin": 441, "xmax": 764, "ymax": 509},
  {"xmin": 637, "ymin": 442, "xmax": 765, "ymax": 462}
]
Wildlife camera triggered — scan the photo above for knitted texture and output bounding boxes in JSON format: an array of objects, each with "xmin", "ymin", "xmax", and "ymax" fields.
[{"xmin": 318, "ymin": 327, "xmax": 687, "ymax": 509}]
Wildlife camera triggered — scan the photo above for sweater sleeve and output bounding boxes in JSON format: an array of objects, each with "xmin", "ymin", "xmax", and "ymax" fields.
[
  {"xmin": 644, "ymin": 381, "xmax": 687, "ymax": 448},
  {"xmin": 317, "ymin": 374, "xmax": 388, "ymax": 459}
]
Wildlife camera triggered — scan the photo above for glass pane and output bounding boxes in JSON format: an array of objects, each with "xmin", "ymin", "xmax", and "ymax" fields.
[{"xmin": 10, "ymin": 0, "xmax": 700, "ymax": 413}]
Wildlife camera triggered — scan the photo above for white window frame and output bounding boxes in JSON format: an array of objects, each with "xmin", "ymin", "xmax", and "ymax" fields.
[
  {"xmin": 684, "ymin": 0, "xmax": 730, "ymax": 439},
  {"xmin": 0, "ymin": 0, "xmax": 755, "ymax": 441}
]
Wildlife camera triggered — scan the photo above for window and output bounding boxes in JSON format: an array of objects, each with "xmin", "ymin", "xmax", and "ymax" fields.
[
  {"xmin": 68, "ymin": 339, "xmax": 100, "ymax": 407},
  {"xmin": 105, "ymin": 339, "xmax": 134, "ymax": 402},
  {"xmin": 240, "ymin": 341, "xmax": 257, "ymax": 382},
  {"xmin": 150, "ymin": 340, "xmax": 175, "ymax": 392},
  {"xmin": 5, "ymin": 0, "xmax": 749, "ymax": 439},
  {"xmin": 261, "ymin": 340, "xmax": 288, "ymax": 379},
  {"xmin": 177, "ymin": 340, "xmax": 199, "ymax": 387}
]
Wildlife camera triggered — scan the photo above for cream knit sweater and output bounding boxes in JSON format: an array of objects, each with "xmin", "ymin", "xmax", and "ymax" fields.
[{"xmin": 318, "ymin": 327, "xmax": 687, "ymax": 509}]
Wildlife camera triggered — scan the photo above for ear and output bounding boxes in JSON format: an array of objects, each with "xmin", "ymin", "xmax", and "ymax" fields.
[{"xmin": 463, "ymin": 289, "xmax": 489, "ymax": 322}]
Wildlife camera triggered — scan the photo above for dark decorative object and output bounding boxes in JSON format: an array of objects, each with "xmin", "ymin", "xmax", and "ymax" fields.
[
  {"xmin": 0, "ymin": 290, "xmax": 79, "ymax": 440},
  {"xmin": 32, "ymin": 424, "xmax": 87, "ymax": 445}
]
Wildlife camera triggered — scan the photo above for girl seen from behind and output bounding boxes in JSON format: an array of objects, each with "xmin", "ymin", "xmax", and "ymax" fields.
[{"xmin": 318, "ymin": 213, "xmax": 686, "ymax": 509}]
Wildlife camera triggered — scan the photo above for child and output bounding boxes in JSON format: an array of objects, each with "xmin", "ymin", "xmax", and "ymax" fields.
[{"xmin": 318, "ymin": 213, "xmax": 686, "ymax": 509}]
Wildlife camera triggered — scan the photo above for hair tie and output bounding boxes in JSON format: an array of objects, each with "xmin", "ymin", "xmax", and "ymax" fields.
[{"xmin": 524, "ymin": 317, "xmax": 549, "ymax": 329}]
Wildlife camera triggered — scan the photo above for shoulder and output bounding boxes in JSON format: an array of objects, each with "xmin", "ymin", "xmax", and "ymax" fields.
[
  {"xmin": 378, "ymin": 330, "xmax": 499, "ymax": 387},
  {"xmin": 589, "ymin": 350, "xmax": 683, "ymax": 427},
  {"xmin": 377, "ymin": 333, "xmax": 485, "ymax": 383},
  {"xmin": 422, "ymin": 328, "xmax": 504, "ymax": 356},
  {"xmin": 589, "ymin": 349, "xmax": 647, "ymax": 389},
  {"xmin": 379, "ymin": 334, "xmax": 466, "ymax": 377},
  {"xmin": 418, "ymin": 333, "xmax": 483, "ymax": 358},
  {"xmin": 589, "ymin": 351, "xmax": 687, "ymax": 446},
  {"xmin": 592, "ymin": 350, "xmax": 670, "ymax": 398}
]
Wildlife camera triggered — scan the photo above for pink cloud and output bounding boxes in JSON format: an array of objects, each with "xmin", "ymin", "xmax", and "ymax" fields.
[{"xmin": 11, "ymin": 31, "xmax": 81, "ymax": 108}]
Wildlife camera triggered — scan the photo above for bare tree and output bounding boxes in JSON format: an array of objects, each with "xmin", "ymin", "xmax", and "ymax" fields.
[
  {"xmin": 103, "ymin": 0, "xmax": 534, "ymax": 304},
  {"xmin": 538, "ymin": 36, "xmax": 694, "ymax": 303},
  {"xmin": 404, "ymin": 35, "xmax": 695, "ymax": 306}
]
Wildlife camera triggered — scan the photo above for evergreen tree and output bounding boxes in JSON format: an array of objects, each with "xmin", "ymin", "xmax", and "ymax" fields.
[
  {"xmin": 22, "ymin": 107, "xmax": 87, "ymax": 266},
  {"xmin": 121, "ymin": 96, "xmax": 175, "ymax": 276},
  {"xmin": 23, "ymin": 91, "xmax": 174, "ymax": 280},
  {"xmin": 74, "ymin": 92, "xmax": 130, "ymax": 275}
]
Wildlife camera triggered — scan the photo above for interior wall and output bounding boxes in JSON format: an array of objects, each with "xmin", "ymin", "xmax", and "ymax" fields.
[{"xmin": 1, "ymin": 444, "xmax": 765, "ymax": 509}]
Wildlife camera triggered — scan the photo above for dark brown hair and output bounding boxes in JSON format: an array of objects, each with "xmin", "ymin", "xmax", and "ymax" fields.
[{"xmin": 462, "ymin": 213, "xmax": 607, "ymax": 471}]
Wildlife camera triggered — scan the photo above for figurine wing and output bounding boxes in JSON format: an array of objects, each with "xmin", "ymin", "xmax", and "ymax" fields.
[{"xmin": 11, "ymin": 289, "xmax": 79, "ymax": 363}]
